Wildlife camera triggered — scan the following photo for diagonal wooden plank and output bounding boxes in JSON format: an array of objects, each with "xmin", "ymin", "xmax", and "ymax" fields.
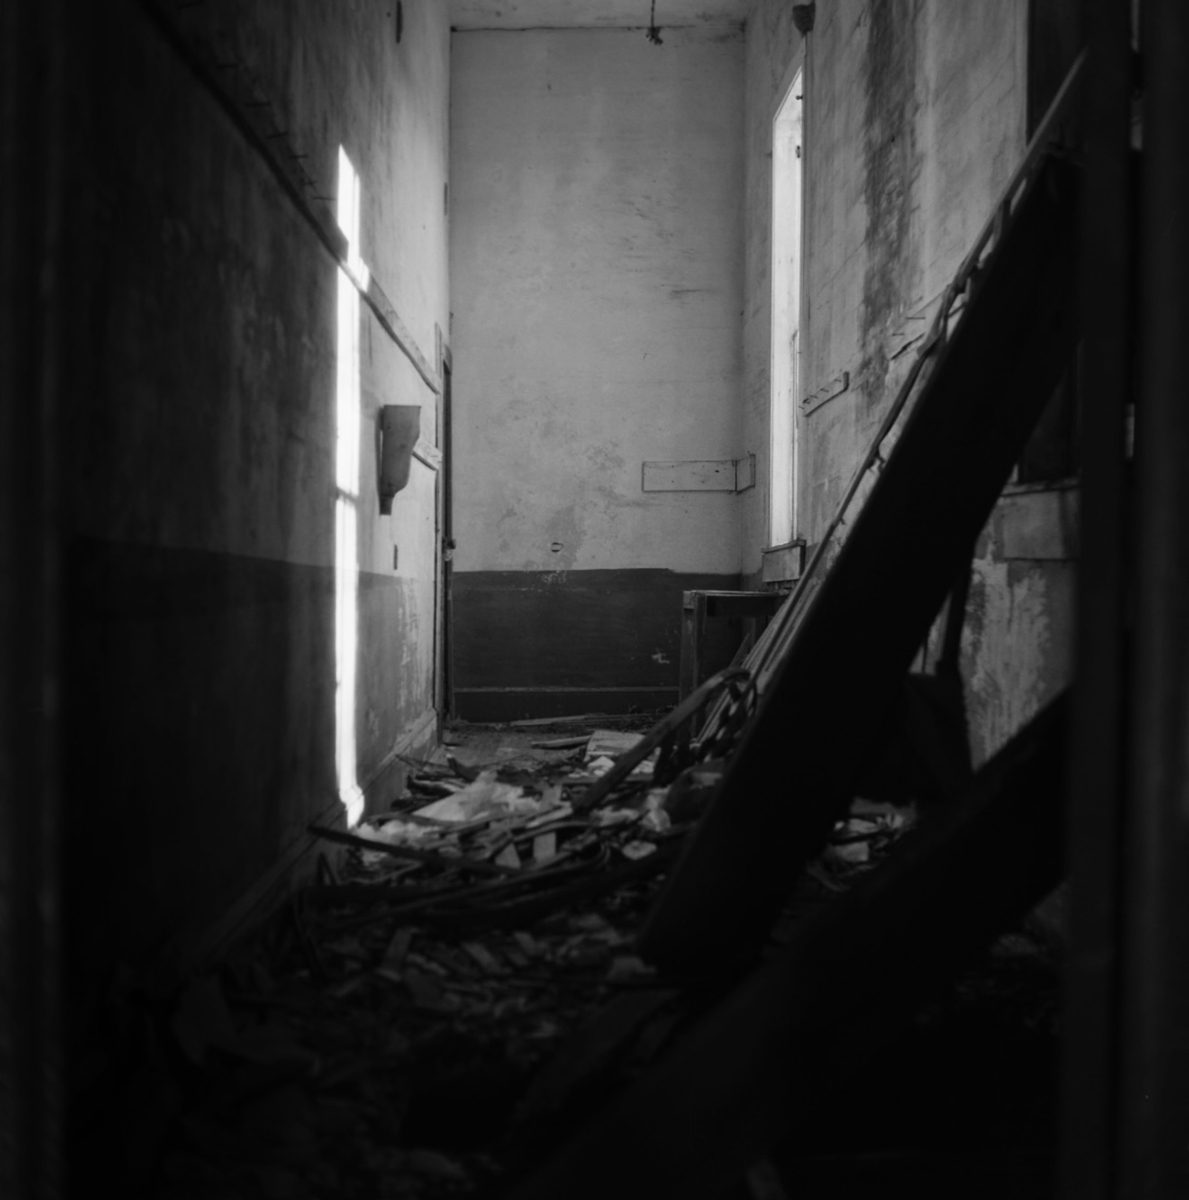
[
  {"xmin": 573, "ymin": 668, "xmax": 748, "ymax": 812},
  {"xmin": 505, "ymin": 694, "xmax": 1068, "ymax": 1200},
  {"xmin": 639, "ymin": 151, "xmax": 1081, "ymax": 975}
]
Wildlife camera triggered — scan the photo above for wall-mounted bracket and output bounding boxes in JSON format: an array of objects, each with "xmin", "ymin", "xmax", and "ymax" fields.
[
  {"xmin": 377, "ymin": 404, "xmax": 420, "ymax": 514},
  {"xmin": 641, "ymin": 453, "xmax": 758, "ymax": 493},
  {"xmin": 734, "ymin": 451, "xmax": 757, "ymax": 492}
]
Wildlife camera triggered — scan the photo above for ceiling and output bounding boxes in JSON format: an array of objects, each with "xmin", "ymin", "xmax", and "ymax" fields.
[{"xmin": 450, "ymin": 1, "xmax": 753, "ymax": 30}]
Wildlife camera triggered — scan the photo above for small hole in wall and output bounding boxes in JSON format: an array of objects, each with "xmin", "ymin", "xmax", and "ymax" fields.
[
  {"xmin": 550, "ymin": 542, "xmax": 564, "ymax": 553},
  {"xmin": 395, "ymin": 1, "xmax": 403, "ymax": 43}
]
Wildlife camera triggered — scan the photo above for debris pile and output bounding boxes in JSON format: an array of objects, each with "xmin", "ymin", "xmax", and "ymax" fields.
[
  {"xmin": 149, "ymin": 707, "xmax": 932, "ymax": 1198},
  {"xmin": 305, "ymin": 727, "xmax": 688, "ymax": 935},
  {"xmin": 153, "ymin": 721, "xmax": 705, "ymax": 1199}
]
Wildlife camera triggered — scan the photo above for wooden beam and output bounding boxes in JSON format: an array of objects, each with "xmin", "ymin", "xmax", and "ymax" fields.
[
  {"xmin": 507, "ymin": 696, "xmax": 1068, "ymax": 1200},
  {"xmin": 1056, "ymin": 6, "xmax": 1132, "ymax": 1198},
  {"xmin": 641, "ymin": 151, "xmax": 1081, "ymax": 974},
  {"xmin": 1114, "ymin": 0, "xmax": 1189, "ymax": 1192}
]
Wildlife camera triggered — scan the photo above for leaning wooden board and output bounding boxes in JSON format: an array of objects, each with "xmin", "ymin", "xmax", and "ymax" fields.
[{"xmin": 640, "ymin": 148, "xmax": 1081, "ymax": 974}]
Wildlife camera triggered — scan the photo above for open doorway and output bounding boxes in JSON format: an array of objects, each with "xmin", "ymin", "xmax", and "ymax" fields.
[{"xmin": 769, "ymin": 66, "xmax": 804, "ymax": 548}]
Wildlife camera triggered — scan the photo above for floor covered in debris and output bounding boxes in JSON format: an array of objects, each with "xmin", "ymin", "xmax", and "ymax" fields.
[{"xmin": 116, "ymin": 713, "xmax": 1065, "ymax": 1200}]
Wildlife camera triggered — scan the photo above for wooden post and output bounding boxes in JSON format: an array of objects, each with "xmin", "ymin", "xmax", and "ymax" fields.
[
  {"xmin": 1058, "ymin": 3, "xmax": 1133, "ymax": 1196},
  {"xmin": 1115, "ymin": 0, "xmax": 1189, "ymax": 1191}
]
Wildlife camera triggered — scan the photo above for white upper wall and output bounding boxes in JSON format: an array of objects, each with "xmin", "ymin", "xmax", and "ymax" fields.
[
  {"xmin": 452, "ymin": 0, "xmax": 750, "ymax": 28},
  {"xmin": 450, "ymin": 27, "xmax": 746, "ymax": 574}
]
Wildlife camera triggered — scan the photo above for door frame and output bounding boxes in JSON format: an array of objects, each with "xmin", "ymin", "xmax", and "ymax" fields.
[{"xmin": 435, "ymin": 326, "xmax": 454, "ymax": 718}]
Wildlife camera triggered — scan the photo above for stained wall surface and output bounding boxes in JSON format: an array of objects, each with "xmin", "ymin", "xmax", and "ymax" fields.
[
  {"xmin": 743, "ymin": 0, "xmax": 1075, "ymax": 763},
  {"xmin": 450, "ymin": 27, "xmax": 747, "ymax": 718},
  {"xmin": 65, "ymin": 0, "xmax": 449, "ymax": 997}
]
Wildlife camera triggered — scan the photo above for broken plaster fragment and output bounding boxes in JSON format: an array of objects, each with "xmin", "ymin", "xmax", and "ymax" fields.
[
  {"xmin": 406, "ymin": 1149, "xmax": 471, "ymax": 1183},
  {"xmin": 353, "ymin": 818, "xmax": 433, "ymax": 847},
  {"xmin": 640, "ymin": 806, "xmax": 671, "ymax": 834},
  {"xmin": 512, "ymin": 930, "xmax": 540, "ymax": 957},
  {"xmin": 462, "ymin": 941, "xmax": 504, "ymax": 974},
  {"xmin": 621, "ymin": 840, "xmax": 657, "ymax": 861},
  {"xmin": 827, "ymin": 840, "xmax": 870, "ymax": 865},
  {"xmin": 593, "ymin": 807, "xmax": 638, "ymax": 827},
  {"xmin": 586, "ymin": 755, "xmax": 617, "ymax": 777},
  {"xmin": 382, "ymin": 926, "xmax": 415, "ymax": 970},
  {"xmin": 494, "ymin": 842, "xmax": 522, "ymax": 869},
  {"xmin": 402, "ymin": 968, "xmax": 456, "ymax": 1011},
  {"xmin": 412, "ymin": 768, "xmax": 536, "ymax": 823},
  {"xmin": 526, "ymin": 798, "xmax": 571, "ymax": 828},
  {"xmin": 607, "ymin": 954, "xmax": 657, "ymax": 983}
]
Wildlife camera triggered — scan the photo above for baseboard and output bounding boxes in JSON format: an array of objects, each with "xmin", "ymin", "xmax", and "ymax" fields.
[{"xmin": 453, "ymin": 687, "xmax": 677, "ymax": 723}]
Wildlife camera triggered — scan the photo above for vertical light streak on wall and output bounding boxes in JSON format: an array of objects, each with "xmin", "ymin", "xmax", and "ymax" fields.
[
  {"xmin": 770, "ymin": 68, "xmax": 804, "ymax": 546},
  {"xmin": 335, "ymin": 147, "xmax": 367, "ymax": 825}
]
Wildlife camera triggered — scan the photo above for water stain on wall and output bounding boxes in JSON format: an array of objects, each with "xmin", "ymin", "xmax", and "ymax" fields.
[{"xmin": 858, "ymin": 0, "xmax": 919, "ymax": 421}]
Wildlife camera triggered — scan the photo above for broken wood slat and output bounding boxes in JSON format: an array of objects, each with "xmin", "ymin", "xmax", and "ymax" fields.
[
  {"xmin": 640, "ymin": 151, "xmax": 1081, "ymax": 975},
  {"xmin": 506, "ymin": 694, "xmax": 1068, "ymax": 1200},
  {"xmin": 402, "ymin": 844, "xmax": 682, "ymax": 935},
  {"xmin": 530, "ymin": 735, "xmax": 592, "ymax": 750},
  {"xmin": 574, "ymin": 669, "xmax": 748, "ymax": 812},
  {"xmin": 307, "ymin": 823, "xmax": 519, "ymax": 877}
]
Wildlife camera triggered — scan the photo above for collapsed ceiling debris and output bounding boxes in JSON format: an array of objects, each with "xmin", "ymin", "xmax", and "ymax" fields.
[{"xmin": 147, "ymin": 712, "xmax": 940, "ymax": 1199}]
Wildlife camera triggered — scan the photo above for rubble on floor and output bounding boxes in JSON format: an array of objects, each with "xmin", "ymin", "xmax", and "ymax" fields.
[
  {"xmin": 143, "ymin": 713, "xmax": 1054, "ymax": 1199},
  {"xmin": 150, "ymin": 718, "xmax": 680, "ymax": 1198}
]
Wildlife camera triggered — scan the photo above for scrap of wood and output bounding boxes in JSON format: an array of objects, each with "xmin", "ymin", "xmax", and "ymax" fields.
[
  {"xmin": 531, "ymin": 735, "xmax": 592, "ymax": 750},
  {"xmin": 462, "ymin": 941, "xmax": 504, "ymax": 974},
  {"xmin": 505, "ymin": 713, "xmax": 604, "ymax": 728},
  {"xmin": 382, "ymin": 926, "xmax": 415, "ymax": 970},
  {"xmin": 575, "ymin": 670, "xmax": 748, "ymax": 812}
]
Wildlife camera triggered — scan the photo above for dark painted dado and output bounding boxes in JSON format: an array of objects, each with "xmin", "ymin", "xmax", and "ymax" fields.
[
  {"xmin": 452, "ymin": 568, "xmax": 743, "ymax": 720},
  {"xmin": 63, "ymin": 537, "xmax": 418, "ymax": 1010}
]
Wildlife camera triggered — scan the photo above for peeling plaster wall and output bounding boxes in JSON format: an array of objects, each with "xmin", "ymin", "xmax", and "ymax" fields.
[
  {"xmin": 744, "ymin": 0, "xmax": 1074, "ymax": 761},
  {"xmin": 450, "ymin": 28, "xmax": 746, "ymax": 717},
  {"xmin": 65, "ymin": 0, "xmax": 449, "ymax": 993}
]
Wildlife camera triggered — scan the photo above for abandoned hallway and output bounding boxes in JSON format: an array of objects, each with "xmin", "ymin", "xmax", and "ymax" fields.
[{"xmin": 2, "ymin": 0, "xmax": 1188, "ymax": 1196}]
